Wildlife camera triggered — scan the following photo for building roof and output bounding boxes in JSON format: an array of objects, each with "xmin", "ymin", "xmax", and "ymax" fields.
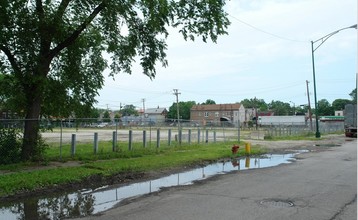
[
  {"xmin": 145, "ymin": 107, "xmax": 167, "ymax": 114},
  {"xmin": 191, "ymin": 104, "xmax": 242, "ymax": 111}
]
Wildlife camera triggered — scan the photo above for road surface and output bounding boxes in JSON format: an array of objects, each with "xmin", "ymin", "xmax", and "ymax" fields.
[{"xmin": 76, "ymin": 139, "xmax": 357, "ymax": 220}]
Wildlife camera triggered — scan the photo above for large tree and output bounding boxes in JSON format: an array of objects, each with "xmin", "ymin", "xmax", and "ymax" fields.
[
  {"xmin": 0, "ymin": 1, "xmax": 229, "ymax": 160},
  {"xmin": 317, "ymin": 99, "xmax": 334, "ymax": 116},
  {"xmin": 268, "ymin": 100, "xmax": 290, "ymax": 116},
  {"xmin": 168, "ymin": 101, "xmax": 196, "ymax": 120},
  {"xmin": 120, "ymin": 104, "xmax": 138, "ymax": 116},
  {"xmin": 240, "ymin": 98, "xmax": 268, "ymax": 111},
  {"xmin": 332, "ymin": 99, "xmax": 352, "ymax": 111},
  {"xmin": 201, "ymin": 99, "xmax": 216, "ymax": 105}
]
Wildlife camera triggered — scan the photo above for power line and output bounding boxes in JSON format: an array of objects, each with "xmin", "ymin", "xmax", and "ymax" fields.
[{"xmin": 228, "ymin": 14, "xmax": 308, "ymax": 43}]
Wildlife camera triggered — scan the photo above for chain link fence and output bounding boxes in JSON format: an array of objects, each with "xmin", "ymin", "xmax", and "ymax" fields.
[{"xmin": 0, "ymin": 118, "xmax": 344, "ymax": 163}]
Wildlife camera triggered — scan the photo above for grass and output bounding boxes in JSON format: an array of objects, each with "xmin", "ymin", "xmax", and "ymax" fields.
[
  {"xmin": 264, "ymin": 131, "xmax": 344, "ymax": 141},
  {"xmin": 264, "ymin": 133, "xmax": 316, "ymax": 141},
  {"xmin": 0, "ymin": 141, "xmax": 266, "ymax": 197}
]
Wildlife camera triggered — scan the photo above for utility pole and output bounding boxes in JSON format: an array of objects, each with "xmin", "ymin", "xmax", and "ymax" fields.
[
  {"xmin": 142, "ymin": 98, "xmax": 145, "ymax": 112},
  {"xmin": 306, "ymin": 80, "xmax": 313, "ymax": 131},
  {"xmin": 173, "ymin": 89, "xmax": 181, "ymax": 132},
  {"xmin": 142, "ymin": 98, "xmax": 146, "ymax": 123},
  {"xmin": 141, "ymin": 98, "xmax": 146, "ymax": 114}
]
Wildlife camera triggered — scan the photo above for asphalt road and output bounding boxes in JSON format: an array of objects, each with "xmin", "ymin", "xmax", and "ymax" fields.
[{"xmin": 78, "ymin": 139, "xmax": 357, "ymax": 220}]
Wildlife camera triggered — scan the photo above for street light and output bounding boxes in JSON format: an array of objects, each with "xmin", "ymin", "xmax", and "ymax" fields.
[
  {"xmin": 289, "ymin": 101, "xmax": 295, "ymax": 115},
  {"xmin": 311, "ymin": 24, "xmax": 357, "ymax": 138}
]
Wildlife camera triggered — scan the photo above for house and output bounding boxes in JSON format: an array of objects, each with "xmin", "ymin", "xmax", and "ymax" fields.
[
  {"xmin": 335, "ymin": 110, "xmax": 344, "ymax": 116},
  {"xmin": 190, "ymin": 103, "xmax": 245, "ymax": 127},
  {"xmin": 144, "ymin": 107, "xmax": 168, "ymax": 124}
]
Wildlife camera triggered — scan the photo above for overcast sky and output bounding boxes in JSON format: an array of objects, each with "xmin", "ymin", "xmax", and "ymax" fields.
[{"xmin": 95, "ymin": 0, "xmax": 357, "ymax": 111}]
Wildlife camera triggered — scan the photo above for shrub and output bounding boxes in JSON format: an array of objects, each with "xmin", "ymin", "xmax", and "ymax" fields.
[
  {"xmin": 0, "ymin": 128, "xmax": 21, "ymax": 165},
  {"xmin": 31, "ymin": 133, "xmax": 49, "ymax": 162}
]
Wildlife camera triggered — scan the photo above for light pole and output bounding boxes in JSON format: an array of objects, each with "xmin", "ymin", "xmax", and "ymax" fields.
[
  {"xmin": 311, "ymin": 24, "xmax": 357, "ymax": 138},
  {"xmin": 289, "ymin": 101, "xmax": 295, "ymax": 115}
]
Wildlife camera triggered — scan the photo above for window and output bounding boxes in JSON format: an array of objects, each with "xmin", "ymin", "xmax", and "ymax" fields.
[
  {"xmin": 204, "ymin": 112, "xmax": 209, "ymax": 117},
  {"xmin": 215, "ymin": 112, "xmax": 219, "ymax": 117}
]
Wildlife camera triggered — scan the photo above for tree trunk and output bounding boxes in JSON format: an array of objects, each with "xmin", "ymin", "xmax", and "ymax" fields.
[
  {"xmin": 23, "ymin": 199, "xmax": 40, "ymax": 220},
  {"xmin": 22, "ymin": 91, "xmax": 42, "ymax": 161}
]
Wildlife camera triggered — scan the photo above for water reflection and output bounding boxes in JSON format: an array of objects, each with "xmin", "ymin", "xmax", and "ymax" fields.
[
  {"xmin": 1, "ymin": 192, "xmax": 95, "ymax": 220},
  {"xmin": 0, "ymin": 152, "xmax": 301, "ymax": 220}
]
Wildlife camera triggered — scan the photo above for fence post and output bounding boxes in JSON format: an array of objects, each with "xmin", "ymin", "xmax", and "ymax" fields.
[
  {"xmin": 94, "ymin": 132, "xmax": 98, "ymax": 154},
  {"xmin": 71, "ymin": 134, "xmax": 76, "ymax": 157},
  {"xmin": 156, "ymin": 129, "xmax": 160, "ymax": 148},
  {"xmin": 179, "ymin": 129, "xmax": 182, "ymax": 145},
  {"xmin": 214, "ymin": 131, "xmax": 216, "ymax": 143},
  {"xmin": 168, "ymin": 129, "xmax": 171, "ymax": 146},
  {"xmin": 143, "ymin": 130, "xmax": 147, "ymax": 148},
  {"xmin": 197, "ymin": 128, "xmax": 201, "ymax": 143},
  {"xmin": 112, "ymin": 131, "xmax": 117, "ymax": 152},
  {"xmin": 238, "ymin": 120, "xmax": 240, "ymax": 142},
  {"xmin": 205, "ymin": 130, "xmax": 209, "ymax": 143},
  {"xmin": 188, "ymin": 129, "xmax": 191, "ymax": 144},
  {"xmin": 129, "ymin": 130, "xmax": 133, "ymax": 151},
  {"xmin": 60, "ymin": 120, "xmax": 63, "ymax": 161}
]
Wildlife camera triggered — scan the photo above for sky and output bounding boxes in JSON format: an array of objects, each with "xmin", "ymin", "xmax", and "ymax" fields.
[{"xmin": 95, "ymin": 0, "xmax": 357, "ymax": 111}]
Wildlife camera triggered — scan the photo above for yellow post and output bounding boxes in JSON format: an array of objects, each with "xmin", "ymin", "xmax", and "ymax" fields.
[
  {"xmin": 245, "ymin": 157, "xmax": 250, "ymax": 168},
  {"xmin": 245, "ymin": 142, "xmax": 251, "ymax": 154}
]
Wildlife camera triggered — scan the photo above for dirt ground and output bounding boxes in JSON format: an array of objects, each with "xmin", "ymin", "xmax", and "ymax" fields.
[{"xmin": 1, "ymin": 134, "xmax": 353, "ymax": 202}]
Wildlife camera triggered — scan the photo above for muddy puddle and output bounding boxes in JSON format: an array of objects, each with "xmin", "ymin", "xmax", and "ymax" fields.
[{"xmin": 0, "ymin": 151, "xmax": 307, "ymax": 220}]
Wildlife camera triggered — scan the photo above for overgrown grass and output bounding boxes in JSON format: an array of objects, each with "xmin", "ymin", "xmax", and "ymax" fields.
[
  {"xmin": 0, "ymin": 141, "xmax": 266, "ymax": 197},
  {"xmin": 264, "ymin": 131, "xmax": 344, "ymax": 141},
  {"xmin": 264, "ymin": 133, "xmax": 315, "ymax": 141}
]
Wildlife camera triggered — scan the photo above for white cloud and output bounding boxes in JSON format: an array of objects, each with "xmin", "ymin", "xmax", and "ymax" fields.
[{"xmin": 96, "ymin": 0, "xmax": 357, "ymax": 110}]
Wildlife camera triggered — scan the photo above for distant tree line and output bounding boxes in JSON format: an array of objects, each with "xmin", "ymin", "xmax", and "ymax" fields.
[{"xmin": 165, "ymin": 89, "xmax": 356, "ymax": 120}]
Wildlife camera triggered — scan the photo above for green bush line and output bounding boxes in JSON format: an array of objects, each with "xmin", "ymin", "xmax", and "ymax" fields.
[{"xmin": 0, "ymin": 141, "xmax": 265, "ymax": 197}]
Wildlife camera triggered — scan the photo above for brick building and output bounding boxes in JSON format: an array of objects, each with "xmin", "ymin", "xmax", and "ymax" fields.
[{"xmin": 190, "ymin": 104, "xmax": 246, "ymax": 127}]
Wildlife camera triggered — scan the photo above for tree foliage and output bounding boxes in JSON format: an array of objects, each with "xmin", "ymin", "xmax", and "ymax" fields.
[
  {"xmin": 168, "ymin": 101, "xmax": 196, "ymax": 120},
  {"xmin": 240, "ymin": 98, "xmax": 268, "ymax": 111},
  {"xmin": 350, "ymin": 88, "xmax": 357, "ymax": 104},
  {"xmin": 0, "ymin": 0, "xmax": 229, "ymax": 160},
  {"xmin": 103, "ymin": 110, "xmax": 111, "ymax": 122},
  {"xmin": 317, "ymin": 99, "xmax": 334, "ymax": 116},
  {"xmin": 120, "ymin": 104, "xmax": 138, "ymax": 116},
  {"xmin": 268, "ymin": 101, "xmax": 290, "ymax": 116},
  {"xmin": 332, "ymin": 99, "xmax": 352, "ymax": 111},
  {"xmin": 201, "ymin": 99, "xmax": 216, "ymax": 105}
]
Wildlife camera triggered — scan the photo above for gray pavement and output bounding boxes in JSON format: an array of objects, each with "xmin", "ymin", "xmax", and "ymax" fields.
[{"xmin": 77, "ymin": 139, "xmax": 357, "ymax": 220}]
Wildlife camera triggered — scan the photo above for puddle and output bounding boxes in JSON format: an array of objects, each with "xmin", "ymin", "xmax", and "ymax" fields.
[{"xmin": 0, "ymin": 152, "xmax": 302, "ymax": 220}]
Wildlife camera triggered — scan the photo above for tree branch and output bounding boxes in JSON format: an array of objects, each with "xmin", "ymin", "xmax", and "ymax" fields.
[
  {"xmin": 0, "ymin": 44, "xmax": 21, "ymax": 76},
  {"xmin": 53, "ymin": 0, "xmax": 72, "ymax": 24},
  {"xmin": 48, "ymin": 2, "xmax": 106, "ymax": 60},
  {"xmin": 35, "ymin": 0, "xmax": 44, "ymax": 21}
]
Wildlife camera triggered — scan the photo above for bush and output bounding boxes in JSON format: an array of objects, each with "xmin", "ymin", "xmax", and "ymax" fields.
[
  {"xmin": 264, "ymin": 135, "xmax": 273, "ymax": 140},
  {"xmin": 31, "ymin": 133, "xmax": 49, "ymax": 162},
  {"xmin": 0, "ymin": 128, "xmax": 21, "ymax": 165}
]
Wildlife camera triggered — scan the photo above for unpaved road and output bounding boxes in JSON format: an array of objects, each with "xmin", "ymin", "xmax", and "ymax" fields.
[{"xmin": 74, "ymin": 136, "xmax": 357, "ymax": 220}]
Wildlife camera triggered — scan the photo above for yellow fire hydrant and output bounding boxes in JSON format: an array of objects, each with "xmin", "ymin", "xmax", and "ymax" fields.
[{"xmin": 245, "ymin": 142, "xmax": 251, "ymax": 155}]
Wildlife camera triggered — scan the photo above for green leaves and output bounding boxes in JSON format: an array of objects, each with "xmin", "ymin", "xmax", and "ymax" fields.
[{"xmin": 0, "ymin": 0, "xmax": 230, "ymax": 157}]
